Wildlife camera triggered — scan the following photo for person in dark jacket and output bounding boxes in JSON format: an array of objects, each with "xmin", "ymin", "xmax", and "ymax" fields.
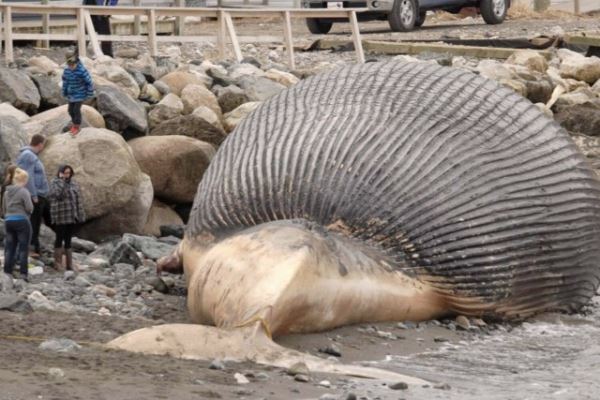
[
  {"xmin": 62, "ymin": 52, "xmax": 94, "ymax": 136},
  {"xmin": 2, "ymin": 168, "xmax": 34, "ymax": 282},
  {"xmin": 83, "ymin": 0, "xmax": 119, "ymax": 57},
  {"xmin": 48, "ymin": 165, "xmax": 86, "ymax": 271},
  {"xmin": 15, "ymin": 134, "xmax": 50, "ymax": 257}
]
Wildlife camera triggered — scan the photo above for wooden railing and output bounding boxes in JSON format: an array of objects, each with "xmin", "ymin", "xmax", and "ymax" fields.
[{"xmin": 0, "ymin": 4, "xmax": 366, "ymax": 67}]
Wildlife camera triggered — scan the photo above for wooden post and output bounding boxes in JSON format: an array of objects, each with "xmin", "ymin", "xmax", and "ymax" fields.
[
  {"xmin": 0, "ymin": 2, "xmax": 4, "ymax": 55},
  {"xmin": 147, "ymin": 8, "xmax": 157, "ymax": 57},
  {"xmin": 224, "ymin": 12, "xmax": 242, "ymax": 62},
  {"xmin": 282, "ymin": 11, "xmax": 295, "ymax": 69},
  {"xmin": 84, "ymin": 9, "xmax": 103, "ymax": 57},
  {"xmin": 41, "ymin": 0, "xmax": 50, "ymax": 48},
  {"xmin": 574, "ymin": 0, "xmax": 580, "ymax": 14},
  {"xmin": 348, "ymin": 11, "xmax": 364, "ymax": 64},
  {"xmin": 133, "ymin": 0, "xmax": 141, "ymax": 35},
  {"xmin": 76, "ymin": 8, "xmax": 86, "ymax": 58},
  {"xmin": 218, "ymin": 9, "xmax": 226, "ymax": 59},
  {"xmin": 175, "ymin": 0, "xmax": 185, "ymax": 36},
  {"xmin": 4, "ymin": 5, "xmax": 13, "ymax": 64}
]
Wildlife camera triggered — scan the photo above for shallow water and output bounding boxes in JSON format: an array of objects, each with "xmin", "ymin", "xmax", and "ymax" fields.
[{"xmin": 381, "ymin": 296, "xmax": 600, "ymax": 399}]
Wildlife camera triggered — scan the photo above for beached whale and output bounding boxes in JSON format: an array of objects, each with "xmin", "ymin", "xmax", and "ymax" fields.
[{"xmin": 109, "ymin": 61, "xmax": 600, "ymax": 381}]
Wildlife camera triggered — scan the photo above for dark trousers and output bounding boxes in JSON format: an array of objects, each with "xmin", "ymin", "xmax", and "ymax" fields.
[
  {"xmin": 30, "ymin": 196, "xmax": 50, "ymax": 253},
  {"xmin": 68, "ymin": 101, "xmax": 83, "ymax": 125},
  {"xmin": 54, "ymin": 224, "xmax": 75, "ymax": 249},
  {"xmin": 4, "ymin": 219, "xmax": 32, "ymax": 276},
  {"xmin": 91, "ymin": 15, "xmax": 113, "ymax": 57}
]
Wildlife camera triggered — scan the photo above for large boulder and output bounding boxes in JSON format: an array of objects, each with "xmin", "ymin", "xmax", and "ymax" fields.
[
  {"xmin": 149, "ymin": 114, "xmax": 227, "ymax": 147},
  {"xmin": 26, "ymin": 55, "xmax": 60, "ymax": 75},
  {"xmin": 39, "ymin": 128, "xmax": 153, "ymax": 241},
  {"xmin": 23, "ymin": 105, "xmax": 105, "ymax": 138},
  {"xmin": 147, "ymin": 93, "xmax": 183, "ymax": 129},
  {"xmin": 129, "ymin": 135, "xmax": 215, "ymax": 203},
  {"xmin": 0, "ymin": 102, "xmax": 29, "ymax": 123},
  {"xmin": 157, "ymin": 71, "xmax": 208, "ymax": 96},
  {"xmin": 236, "ymin": 75, "xmax": 286, "ymax": 102},
  {"xmin": 95, "ymin": 85, "xmax": 147, "ymax": 139},
  {"xmin": 0, "ymin": 67, "xmax": 41, "ymax": 114},
  {"xmin": 142, "ymin": 199, "xmax": 184, "ymax": 237},
  {"xmin": 223, "ymin": 101, "xmax": 261, "ymax": 133},
  {"xmin": 29, "ymin": 74, "xmax": 67, "ymax": 111},
  {"xmin": 0, "ymin": 116, "xmax": 27, "ymax": 172},
  {"xmin": 181, "ymin": 84, "xmax": 222, "ymax": 118},
  {"xmin": 93, "ymin": 63, "xmax": 140, "ymax": 100},
  {"xmin": 557, "ymin": 49, "xmax": 600, "ymax": 85}
]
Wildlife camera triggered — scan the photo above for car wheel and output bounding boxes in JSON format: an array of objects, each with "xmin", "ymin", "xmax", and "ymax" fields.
[
  {"xmin": 306, "ymin": 18, "xmax": 333, "ymax": 34},
  {"xmin": 388, "ymin": 0, "xmax": 417, "ymax": 32},
  {"xmin": 480, "ymin": 0, "xmax": 507, "ymax": 25},
  {"xmin": 415, "ymin": 10, "xmax": 427, "ymax": 27}
]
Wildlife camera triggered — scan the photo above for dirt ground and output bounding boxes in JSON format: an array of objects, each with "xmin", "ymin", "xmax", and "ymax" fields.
[{"xmin": 0, "ymin": 292, "xmax": 468, "ymax": 400}]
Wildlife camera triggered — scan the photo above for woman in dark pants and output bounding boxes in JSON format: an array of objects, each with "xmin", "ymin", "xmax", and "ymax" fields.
[
  {"xmin": 48, "ymin": 165, "xmax": 86, "ymax": 271},
  {"xmin": 2, "ymin": 168, "xmax": 34, "ymax": 282}
]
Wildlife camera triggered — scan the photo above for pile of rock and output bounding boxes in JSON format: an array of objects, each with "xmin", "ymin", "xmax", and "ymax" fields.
[{"xmin": 0, "ymin": 51, "xmax": 299, "ymax": 242}]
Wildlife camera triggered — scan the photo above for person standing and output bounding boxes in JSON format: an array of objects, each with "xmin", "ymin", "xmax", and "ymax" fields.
[
  {"xmin": 62, "ymin": 52, "xmax": 94, "ymax": 136},
  {"xmin": 2, "ymin": 168, "xmax": 34, "ymax": 282},
  {"xmin": 83, "ymin": 0, "xmax": 119, "ymax": 57},
  {"xmin": 15, "ymin": 134, "xmax": 49, "ymax": 258},
  {"xmin": 48, "ymin": 165, "xmax": 86, "ymax": 271}
]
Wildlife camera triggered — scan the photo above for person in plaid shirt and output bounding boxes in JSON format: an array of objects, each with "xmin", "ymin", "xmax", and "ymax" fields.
[{"xmin": 48, "ymin": 165, "xmax": 86, "ymax": 271}]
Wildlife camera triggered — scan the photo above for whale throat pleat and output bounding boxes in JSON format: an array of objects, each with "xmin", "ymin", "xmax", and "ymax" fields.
[{"xmin": 188, "ymin": 61, "xmax": 600, "ymax": 318}]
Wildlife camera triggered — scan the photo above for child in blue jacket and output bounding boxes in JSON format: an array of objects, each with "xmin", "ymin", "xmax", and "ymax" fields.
[{"xmin": 62, "ymin": 52, "xmax": 94, "ymax": 136}]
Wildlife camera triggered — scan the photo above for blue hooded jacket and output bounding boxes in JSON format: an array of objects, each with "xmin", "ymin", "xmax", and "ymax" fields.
[
  {"xmin": 62, "ymin": 61, "xmax": 94, "ymax": 103},
  {"xmin": 15, "ymin": 146, "xmax": 49, "ymax": 199}
]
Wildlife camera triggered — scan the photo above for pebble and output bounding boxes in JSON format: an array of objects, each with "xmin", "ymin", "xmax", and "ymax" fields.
[
  {"xmin": 318, "ymin": 380, "xmax": 331, "ymax": 388},
  {"xmin": 345, "ymin": 393, "xmax": 357, "ymax": 400},
  {"xmin": 287, "ymin": 361, "xmax": 309, "ymax": 376},
  {"xmin": 389, "ymin": 382, "xmax": 408, "ymax": 390},
  {"xmin": 234, "ymin": 372, "xmax": 250, "ymax": 384},
  {"xmin": 209, "ymin": 359, "xmax": 225, "ymax": 370},
  {"xmin": 319, "ymin": 394, "xmax": 337, "ymax": 400},
  {"xmin": 455, "ymin": 315, "xmax": 471, "ymax": 330},
  {"xmin": 48, "ymin": 367, "xmax": 65, "ymax": 379},
  {"xmin": 294, "ymin": 374, "xmax": 310, "ymax": 383},
  {"xmin": 319, "ymin": 343, "xmax": 342, "ymax": 357}
]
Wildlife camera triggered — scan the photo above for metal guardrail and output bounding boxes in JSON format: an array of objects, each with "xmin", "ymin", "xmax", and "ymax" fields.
[{"xmin": 0, "ymin": 4, "xmax": 367, "ymax": 66}]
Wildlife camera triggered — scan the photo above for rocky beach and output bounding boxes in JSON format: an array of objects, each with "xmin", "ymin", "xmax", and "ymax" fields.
[{"xmin": 1, "ymin": 8, "xmax": 600, "ymax": 400}]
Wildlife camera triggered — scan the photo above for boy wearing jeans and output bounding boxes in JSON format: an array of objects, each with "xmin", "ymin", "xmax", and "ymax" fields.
[{"xmin": 62, "ymin": 52, "xmax": 94, "ymax": 136}]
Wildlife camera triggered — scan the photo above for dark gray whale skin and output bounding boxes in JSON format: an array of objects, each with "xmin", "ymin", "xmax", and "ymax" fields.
[{"xmin": 188, "ymin": 61, "xmax": 600, "ymax": 319}]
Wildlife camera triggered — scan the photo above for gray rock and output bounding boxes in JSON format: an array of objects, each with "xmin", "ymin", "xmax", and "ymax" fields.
[
  {"xmin": 149, "ymin": 114, "xmax": 226, "ymax": 147},
  {"xmin": 95, "ymin": 85, "xmax": 147, "ymax": 139},
  {"xmin": 71, "ymin": 237, "xmax": 97, "ymax": 253},
  {"xmin": 389, "ymin": 381, "xmax": 408, "ymax": 390},
  {"xmin": 39, "ymin": 338, "xmax": 82, "ymax": 353},
  {"xmin": 345, "ymin": 393, "xmax": 357, "ymax": 400},
  {"xmin": 294, "ymin": 374, "xmax": 310, "ymax": 382},
  {"xmin": 319, "ymin": 343, "xmax": 342, "ymax": 357},
  {"xmin": 554, "ymin": 101, "xmax": 600, "ymax": 137},
  {"xmin": 159, "ymin": 224, "xmax": 184, "ymax": 239},
  {"xmin": 0, "ymin": 67, "xmax": 40, "ymax": 113},
  {"xmin": 122, "ymin": 233, "xmax": 174, "ymax": 261},
  {"xmin": 109, "ymin": 242, "xmax": 143, "ymax": 267},
  {"xmin": 0, "ymin": 273, "xmax": 15, "ymax": 293},
  {"xmin": 153, "ymin": 80, "xmax": 171, "ymax": 95},
  {"xmin": 0, "ymin": 296, "xmax": 32, "ymax": 313},
  {"xmin": 319, "ymin": 395, "xmax": 337, "ymax": 400},
  {"xmin": 115, "ymin": 47, "xmax": 140, "ymax": 59},
  {"xmin": 73, "ymin": 275, "xmax": 92, "ymax": 288},
  {"xmin": 0, "ymin": 116, "xmax": 28, "ymax": 171},
  {"xmin": 455, "ymin": 315, "xmax": 471, "ymax": 330},
  {"xmin": 209, "ymin": 359, "xmax": 226, "ymax": 370},
  {"xmin": 127, "ymin": 69, "xmax": 147, "ymax": 88},
  {"xmin": 29, "ymin": 73, "xmax": 66, "ymax": 110},
  {"xmin": 206, "ymin": 66, "xmax": 235, "ymax": 87},
  {"xmin": 237, "ymin": 75, "xmax": 286, "ymax": 102},
  {"xmin": 146, "ymin": 277, "xmax": 168, "ymax": 294},
  {"xmin": 48, "ymin": 367, "xmax": 65, "ymax": 379},
  {"xmin": 216, "ymin": 85, "xmax": 250, "ymax": 114},
  {"xmin": 287, "ymin": 361, "xmax": 310, "ymax": 376}
]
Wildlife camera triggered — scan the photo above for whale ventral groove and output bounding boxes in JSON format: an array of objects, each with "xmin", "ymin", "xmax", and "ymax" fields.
[{"xmin": 187, "ymin": 60, "xmax": 600, "ymax": 319}]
